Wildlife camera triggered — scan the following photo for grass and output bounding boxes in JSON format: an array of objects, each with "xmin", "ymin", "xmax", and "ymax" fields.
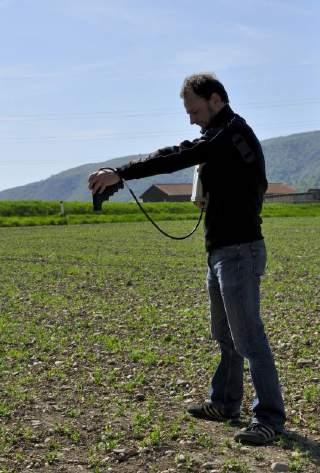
[
  {"xmin": 0, "ymin": 217, "xmax": 319, "ymax": 472},
  {"xmin": 0, "ymin": 200, "xmax": 320, "ymax": 227}
]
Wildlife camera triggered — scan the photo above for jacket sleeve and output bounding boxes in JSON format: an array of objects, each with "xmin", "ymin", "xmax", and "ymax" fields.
[{"xmin": 116, "ymin": 131, "xmax": 226, "ymax": 180}]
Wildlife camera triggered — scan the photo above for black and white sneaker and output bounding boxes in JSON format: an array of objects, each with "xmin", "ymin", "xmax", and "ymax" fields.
[
  {"xmin": 234, "ymin": 423, "xmax": 278, "ymax": 445},
  {"xmin": 187, "ymin": 402, "xmax": 240, "ymax": 422}
]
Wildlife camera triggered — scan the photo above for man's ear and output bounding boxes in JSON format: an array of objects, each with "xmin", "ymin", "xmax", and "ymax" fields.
[{"xmin": 209, "ymin": 92, "xmax": 222, "ymax": 108}]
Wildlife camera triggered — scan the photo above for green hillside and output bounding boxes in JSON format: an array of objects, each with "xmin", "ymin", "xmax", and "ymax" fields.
[
  {"xmin": 0, "ymin": 130, "xmax": 319, "ymax": 201},
  {"xmin": 262, "ymin": 130, "xmax": 320, "ymax": 190}
]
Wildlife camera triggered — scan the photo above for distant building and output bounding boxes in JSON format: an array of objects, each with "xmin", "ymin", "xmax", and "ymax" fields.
[
  {"xmin": 265, "ymin": 187, "xmax": 320, "ymax": 203},
  {"xmin": 266, "ymin": 183, "xmax": 296, "ymax": 194},
  {"xmin": 140, "ymin": 182, "xmax": 320, "ymax": 203},
  {"xmin": 140, "ymin": 184, "xmax": 192, "ymax": 202}
]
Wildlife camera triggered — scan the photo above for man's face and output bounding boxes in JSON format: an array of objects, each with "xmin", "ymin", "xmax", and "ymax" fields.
[{"xmin": 183, "ymin": 89, "xmax": 217, "ymax": 129}]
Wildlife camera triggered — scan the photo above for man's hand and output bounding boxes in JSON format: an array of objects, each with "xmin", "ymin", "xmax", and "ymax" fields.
[
  {"xmin": 88, "ymin": 169, "xmax": 121, "ymax": 194},
  {"xmin": 193, "ymin": 199, "xmax": 207, "ymax": 210}
]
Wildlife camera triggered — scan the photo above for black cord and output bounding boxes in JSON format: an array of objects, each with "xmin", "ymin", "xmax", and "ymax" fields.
[
  {"xmin": 98, "ymin": 167, "xmax": 204, "ymax": 239},
  {"xmin": 123, "ymin": 179, "xmax": 204, "ymax": 240}
]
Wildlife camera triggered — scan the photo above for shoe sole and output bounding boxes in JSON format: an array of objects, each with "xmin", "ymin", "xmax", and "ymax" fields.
[
  {"xmin": 188, "ymin": 410, "xmax": 240, "ymax": 423},
  {"xmin": 234, "ymin": 433, "xmax": 279, "ymax": 445}
]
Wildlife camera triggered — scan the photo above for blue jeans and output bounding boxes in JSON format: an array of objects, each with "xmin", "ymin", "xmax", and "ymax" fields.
[{"xmin": 207, "ymin": 240, "xmax": 286, "ymax": 431}]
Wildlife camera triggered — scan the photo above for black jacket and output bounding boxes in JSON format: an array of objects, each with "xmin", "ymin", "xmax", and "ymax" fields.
[{"xmin": 116, "ymin": 105, "xmax": 268, "ymax": 251}]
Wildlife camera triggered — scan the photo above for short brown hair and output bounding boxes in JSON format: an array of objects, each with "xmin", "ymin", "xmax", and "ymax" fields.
[{"xmin": 180, "ymin": 73, "xmax": 229, "ymax": 103}]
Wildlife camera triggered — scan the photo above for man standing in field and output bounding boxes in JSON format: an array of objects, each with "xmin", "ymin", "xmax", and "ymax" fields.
[{"xmin": 88, "ymin": 73, "xmax": 286, "ymax": 445}]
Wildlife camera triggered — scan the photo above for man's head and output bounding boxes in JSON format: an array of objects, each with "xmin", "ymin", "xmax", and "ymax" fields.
[{"xmin": 180, "ymin": 73, "xmax": 229, "ymax": 129}]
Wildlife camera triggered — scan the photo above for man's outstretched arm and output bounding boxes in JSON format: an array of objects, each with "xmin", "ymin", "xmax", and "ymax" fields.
[
  {"xmin": 88, "ymin": 128, "xmax": 228, "ymax": 193},
  {"xmin": 115, "ymin": 137, "xmax": 213, "ymax": 180}
]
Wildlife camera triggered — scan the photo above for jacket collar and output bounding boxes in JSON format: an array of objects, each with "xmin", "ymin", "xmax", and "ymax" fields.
[{"xmin": 204, "ymin": 104, "xmax": 235, "ymax": 131}]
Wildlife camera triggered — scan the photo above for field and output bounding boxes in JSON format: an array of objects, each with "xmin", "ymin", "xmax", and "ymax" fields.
[
  {"xmin": 0, "ymin": 216, "xmax": 319, "ymax": 472},
  {"xmin": 0, "ymin": 201, "xmax": 320, "ymax": 227}
]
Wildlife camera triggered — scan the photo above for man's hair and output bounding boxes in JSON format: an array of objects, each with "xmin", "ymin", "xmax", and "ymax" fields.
[{"xmin": 180, "ymin": 73, "xmax": 229, "ymax": 103}]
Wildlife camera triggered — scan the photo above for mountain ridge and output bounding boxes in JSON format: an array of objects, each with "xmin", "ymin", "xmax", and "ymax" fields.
[{"xmin": 2, "ymin": 130, "xmax": 319, "ymax": 201}]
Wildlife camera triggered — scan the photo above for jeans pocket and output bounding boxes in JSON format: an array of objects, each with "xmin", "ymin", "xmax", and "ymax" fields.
[{"xmin": 250, "ymin": 240, "xmax": 267, "ymax": 276}]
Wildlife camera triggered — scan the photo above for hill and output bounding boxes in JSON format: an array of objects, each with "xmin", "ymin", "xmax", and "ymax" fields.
[
  {"xmin": 262, "ymin": 130, "xmax": 320, "ymax": 190},
  {"xmin": 1, "ymin": 130, "xmax": 319, "ymax": 201}
]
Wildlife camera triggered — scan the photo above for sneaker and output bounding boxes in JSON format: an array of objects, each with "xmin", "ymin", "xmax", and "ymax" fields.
[
  {"xmin": 234, "ymin": 423, "xmax": 278, "ymax": 445},
  {"xmin": 187, "ymin": 402, "xmax": 240, "ymax": 422}
]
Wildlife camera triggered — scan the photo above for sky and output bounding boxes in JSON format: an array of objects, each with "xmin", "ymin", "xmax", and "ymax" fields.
[{"xmin": 0, "ymin": 0, "xmax": 319, "ymax": 191}]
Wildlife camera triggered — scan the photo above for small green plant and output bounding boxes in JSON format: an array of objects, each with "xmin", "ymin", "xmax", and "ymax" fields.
[
  {"xmin": 196, "ymin": 432, "xmax": 214, "ymax": 449},
  {"xmin": 130, "ymin": 349, "xmax": 158, "ymax": 366},
  {"xmin": 100, "ymin": 423, "xmax": 123, "ymax": 451},
  {"xmin": 131, "ymin": 412, "xmax": 151, "ymax": 439},
  {"xmin": 54, "ymin": 423, "xmax": 81, "ymax": 444},
  {"xmin": 148, "ymin": 427, "xmax": 162, "ymax": 446},
  {"xmin": 92, "ymin": 368, "xmax": 105, "ymax": 385},
  {"xmin": 122, "ymin": 372, "xmax": 146, "ymax": 392},
  {"xmin": 288, "ymin": 450, "xmax": 310, "ymax": 472},
  {"xmin": 141, "ymin": 425, "xmax": 162, "ymax": 447},
  {"xmin": 44, "ymin": 451, "xmax": 59, "ymax": 464},
  {"xmin": 0, "ymin": 402, "xmax": 11, "ymax": 417},
  {"xmin": 174, "ymin": 451, "xmax": 194, "ymax": 468},
  {"xmin": 100, "ymin": 335, "xmax": 121, "ymax": 353},
  {"xmin": 222, "ymin": 458, "xmax": 249, "ymax": 473},
  {"xmin": 222, "ymin": 438, "xmax": 233, "ymax": 449},
  {"xmin": 303, "ymin": 384, "xmax": 319, "ymax": 402},
  {"xmin": 167, "ymin": 419, "xmax": 181, "ymax": 440},
  {"xmin": 67, "ymin": 407, "xmax": 81, "ymax": 418},
  {"xmin": 254, "ymin": 451, "xmax": 265, "ymax": 461}
]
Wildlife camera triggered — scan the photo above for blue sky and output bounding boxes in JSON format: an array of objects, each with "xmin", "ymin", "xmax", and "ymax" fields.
[{"xmin": 0, "ymin": 0, "xmax": 319, "ymax": 191}]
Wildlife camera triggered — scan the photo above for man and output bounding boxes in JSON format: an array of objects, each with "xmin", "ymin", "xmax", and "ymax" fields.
[{"xmin": 88, "ymin": 73, "xmax": 286, "ymax": 445}]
